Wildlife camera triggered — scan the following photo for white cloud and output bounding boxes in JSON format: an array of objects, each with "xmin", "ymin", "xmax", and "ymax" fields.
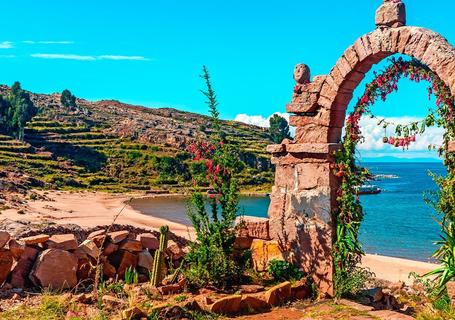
[
  {"xmin": 98, "ymin": 55, "xmax": 150, "ymax": 61},
  {"xmin": 0, "ymin": 41, "xmax": 13, "ymax": 49},
  {"xmin": 31, "ymin": 53, "xmax": 96, "ymax": 61},
  {"xmin": 23, "ymin": 40, "xmax": 74, "ymax": 45},
  {"xmin": 0, "ymin": 54, "xmax": 16, "ymax": 58},
  {"xmin": 357, "ymin": 116, "xmax": 444, "ymax": 152},
  {"xmin": 234, "ymin": 112, "xmax": 290, "ymax": 128},
  {"xmin": 30, "ymin": 53, "xmax": 150, "ymax": 61}
]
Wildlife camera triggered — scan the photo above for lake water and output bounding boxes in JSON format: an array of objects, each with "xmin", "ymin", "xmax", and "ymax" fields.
[{"xmin": 131, "ymin": 162, "xmax": 446, "ymax": 262}]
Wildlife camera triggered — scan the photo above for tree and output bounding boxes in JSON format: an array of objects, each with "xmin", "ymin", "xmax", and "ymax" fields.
[
  {"xmin": 61, "ymin": 89, "xmax": 77, "ymax": 109},
  {"xmin": 269, "ymin": 114, "xmax": 291, "ymax": 143}
]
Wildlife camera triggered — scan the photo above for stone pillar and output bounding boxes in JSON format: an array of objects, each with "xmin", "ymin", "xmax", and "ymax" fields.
[{"xmin": 267, "ymin": 63, "xmax": 344, "ymax": 297}]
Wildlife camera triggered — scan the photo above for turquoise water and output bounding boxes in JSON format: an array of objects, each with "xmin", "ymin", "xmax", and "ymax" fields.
[{"xmin": 131, "ymin": 162, "xmax": 446, "ymax": 262}]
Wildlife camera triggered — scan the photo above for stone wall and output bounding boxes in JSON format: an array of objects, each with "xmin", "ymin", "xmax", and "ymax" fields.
[{"xmin": 0, "ymin": 226, "xmax": 188, "ymax": 290}]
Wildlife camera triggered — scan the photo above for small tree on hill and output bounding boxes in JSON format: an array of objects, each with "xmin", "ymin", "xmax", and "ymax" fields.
[
  {"xmin": 61, "ymin": 89, "xmax": 77, "ymax": 109},
  {"xmin": 269, "ymin": 114, "xmax": 291, "ymax": 143},
  {"xmin": 200, "ymin": 65, "xmax": 222, "ymax": 140}
]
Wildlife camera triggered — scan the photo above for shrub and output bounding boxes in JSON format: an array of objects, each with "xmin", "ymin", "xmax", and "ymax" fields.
[
  {"xmin": 334, "ymin": 266, "xmax": 374, "ymax": 299},
  {"xmin": 267, "ymin": 259, "xmax": 304, "ymax": 282}
]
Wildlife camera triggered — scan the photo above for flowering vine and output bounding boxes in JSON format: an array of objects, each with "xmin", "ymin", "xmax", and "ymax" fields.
[{"xmin": 333, "ymin": 57, "xmax": 455, "ymax": 295}]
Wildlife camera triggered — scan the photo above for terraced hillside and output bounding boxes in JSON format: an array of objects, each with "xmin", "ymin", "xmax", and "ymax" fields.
[{"xmin": 0, "ymin": 85, "xmax": 274, "ymax": 193}]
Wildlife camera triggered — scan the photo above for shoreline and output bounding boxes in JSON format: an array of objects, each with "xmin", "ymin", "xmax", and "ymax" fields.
[{"xmin": 0, "ymin": 189, "xmax": 439, "ymax": 283}]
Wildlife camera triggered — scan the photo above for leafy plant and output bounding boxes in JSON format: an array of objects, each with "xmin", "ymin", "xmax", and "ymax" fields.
[
  {"xmin": 269, "ymin": 114, "xmax": 291, "ymax": 143},
  {"xmin": 124, "ymin": 266, "xmax": 139, "ymax": 285},
  {"xmin": 333, "ymin": 266, "xmax": 374, "ymax": 299},
  {"xmin": 267, "ymin": 259, "xmax": 304, "ymax": 282}
]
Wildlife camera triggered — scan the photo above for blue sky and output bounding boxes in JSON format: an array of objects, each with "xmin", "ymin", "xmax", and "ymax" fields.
[{"xmin": 0, "ymin": 0, "xmax": 453, "ymax": 160}]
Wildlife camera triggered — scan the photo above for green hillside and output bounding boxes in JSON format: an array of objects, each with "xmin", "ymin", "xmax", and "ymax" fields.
[{"xmin": 0, "ymin": 85, "xmax": 274, "ymax": 193}]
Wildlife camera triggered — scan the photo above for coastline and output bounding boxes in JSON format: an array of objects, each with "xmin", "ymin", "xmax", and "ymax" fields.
[{"xmin": 0, "ymin": 190, "xmax": 439, "ymax": 283}]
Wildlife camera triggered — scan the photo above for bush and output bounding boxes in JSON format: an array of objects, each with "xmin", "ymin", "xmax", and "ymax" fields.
[
  {"xmin": 334, "ymin": 266, "xmax": 374, "ymax": 299},
  {"xmin": 267, "ymin": 259, "xmax": 304, "ymax": 282}
]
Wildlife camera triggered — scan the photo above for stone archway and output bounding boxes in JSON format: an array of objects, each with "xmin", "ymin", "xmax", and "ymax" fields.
[{"xmin": 266, "ymin": 0, "xmax": 455, "ymax": 296}]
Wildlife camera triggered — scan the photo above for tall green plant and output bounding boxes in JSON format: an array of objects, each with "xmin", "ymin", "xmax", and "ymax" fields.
[{"xmin": 184, "ymin": 66, "xmax": 247, "ymax": 289}]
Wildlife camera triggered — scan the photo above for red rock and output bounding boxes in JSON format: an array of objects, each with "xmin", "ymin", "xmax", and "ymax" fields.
[
  {"xmin": 20, "ymin": 234, "xmax": 50, "ymax": 245},
  {"xmin": 250, "ymin": 239, "xmax": 284, "ymax": 272},
  {"xmin": 375, "ymin": 0, "xmax": 406, "ymax": 28},
  {"xmin": 45, "ymin": 234, "xmax": 78, "ymax": 251},
  {"xmin": 102, "ymin": 295, "xmax": 125, "ymax": 309},
  {"xmin": 30, "ymin": 249, "xmax": 78, "ymax": 289},
  {"xmin": 158, "ymin": 283, "xmax": 183, "ymax": 295},
  {"xmin": 233, "ymin": 236, "xmax": 253, "ymax": 250},
  {"xmin": 102, "ymin": 261, "xmax": 116, "ymax": 279},
  {"xmin": 265, "ymin": 282, "xmax": 292, "ymax": 306},
  {"xmin": 448, "ymin": 141, "xmax": 455, "ymax": 153},
  {"xmin": 119, "ymin": 239, "xmax": 142, "ymax": 252},
  {"xmin": 138, "ymin": 250, "xmax": 153, "ymax": 270},
  {"xmin": 136, "ymin": 233, "xmax": 159, "ymax": 250},
  {"xmin": 291, "ymin": 279, "xmax": 311, "ymax": 300},
  {"xmin": 10, "ymin": 246, "xmax": 39, "ymax": 287},
  {"xmin": 108, "ymin": 250, "xmax": 138, "ymax": 278},
  {"xmin": 239, "ymin": 284, "xmax": 265, "ymax": 294},
  {"xmin": 102, "ymin": 242, "xmax": 118, "ymax": 256},
  {"xmin": 166, "ymin": 240, "xmax": 184, "ymax": 260},
  {"xmin": 0, "ymin": 249, "xmax": 13, "ymax": 284},
  {"xmin": 7, "ymin": 239, "xmax": 25, "ymax": 260},
  {"xmin": 236, "ymin": 217, "xmax": 270, "ymax": 240},
  {"xmin": 209, "ymin": 295, "xmax": 242, "ymax": 314},
  {"xmin": 78, "ymin": 239, "xmax": 100, "ymax": 259},
  {"xmin": 240, "ymin": 293, "xmax": 270, "ymax": 312},
  {"xmin": 0, "ymin": 231, "xmax": 10, "ymax": 248},
  {"xmin": 87, "ymin": 229, "xmax": 106, "ymax": 239},
  {"xmin": 108, "ymin": 230, "xmax": 129, "ymax": 244}
]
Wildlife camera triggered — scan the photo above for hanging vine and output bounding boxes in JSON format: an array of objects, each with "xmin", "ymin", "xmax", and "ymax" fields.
[{"xmin": 332, "ymin": 57, "xmax": 455, "ymax": 296}]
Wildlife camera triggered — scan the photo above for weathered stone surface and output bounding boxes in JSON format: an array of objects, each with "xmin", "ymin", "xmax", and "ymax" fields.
[
  {"xmin": 448, "ymin": 141, "xmax": 455, "ymax": 153},
  {"xmin": 108, "ymin": 250, "xmax": 138, "ymax": 278},
  {"xmin": 10, "ymin": 246, "xmax": 39, "ymax": 287},
  {"xmin": 285, "ymin": 143, "xmax": 341, "ymax": 154},
  {"xmin": 376, "ymin": 0, "xmax": 406, "ymax": 28},
  {"xmin": 119, "ymin": 239, "xmax": 142, "ymax": 252},
  {"xmin": 233, "ymin": 236, "xmax": 253, "ymax": 250},
  {"xmin": 8, "ymin": 239, "xmax": 25, "ymax": 259},
  {"xmin": 250, "ymin": 239, "xmax": 284, "ymax": 272},
  {"xmin": 122, "ymin": 306, "xmax": 146, "ymax": 320},
  {"xmin": 45, "ymin": 234, "xmax": 78, "ymax": 251},
  {"xmin": 158, "ymin": 283, "xmax": 183, "ymax": 295},
  {"xmin": 136, "ymin": 233, "xmax": 159, "ymax": 250},
  {"xmin": 87, "ymin": 229, "xmax": 106, "ymax": 239},
  {"xmin": 266, "ymin": 144, "xmax": 285, "ymax": 154},
  {"xmin": 236, "ymin": 217, "xmax": 270, "ymax": 240},
  {"xmin": 294, "ymin": 63, "xmax": 310, "ymax": 84},
  {"xmin": 368, "ymin": 310, "xmax": 414, "ymax": 320},
  {"xmin": 102, "ymin": 261, "xmax": 116, "ymax": 279},
  {"xmin": 291, "ymin": 279, "xmax": 312, "ymax": 300},
  {"xmin": 239, "ymin": 284, "xmax": 265, "ymax": 294},
  {"xmin": 78, "ymin": 239, "xmax": 100, "ymax": 259},
  {"xmin": 102, "ymin": 295, "xmax": 125, "ymax": 309},
  {"xmin": 264, "ymin": 282, "xmax": 292, "ymax": 306},
  {"xmin": 108, "ymin": 230, "xmax": 129, "ymax": 244},
  {"xmin": 0, "ymin": 231, "xmax": 10, "ymax": 248},
  {"xmin": 209, "ymin": 295, "xmax": 242, "ymax": 314},
  {"xmin": 20, "ymin": 234, "xmax": 50, "ymax": 245},
  {"xmin": 102, "ymin": 242, "xmax": 118, "ymax": 256},
  {"xmin": 137, "ymin": 250, "xmax": 153, "ymax": 270},
  {"xmin": 30, "ymin": 249, "xmax": 78, "ymax": 289},
  {"xmin": 0, "ymin": 249, "xmax": 13, "ymax": 284}
]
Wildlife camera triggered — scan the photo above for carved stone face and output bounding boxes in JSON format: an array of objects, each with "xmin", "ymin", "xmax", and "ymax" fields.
[{"xmin": 293, "ymin": 64, "xmax": 310, "ymax": 84}]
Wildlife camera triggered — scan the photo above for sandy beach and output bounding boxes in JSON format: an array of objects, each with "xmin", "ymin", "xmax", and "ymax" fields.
[{"xmin": 0, "ymin": 190, "xmax": 439, "ymax": 284}]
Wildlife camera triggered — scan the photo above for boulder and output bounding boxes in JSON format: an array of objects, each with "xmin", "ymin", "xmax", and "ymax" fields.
[
  {"xmin": 240, "ymin": 293, "xmax": 270, "ymax": 312},
  {"xmin": 119, "ymin": 239, "xmax": 142, "ymax": 252},
  {"xmin": 102, "ymin": 242, "xmax": 118, "ymax": 256},
  {"xmin": 108, "ymin": 250, "xmax": 138, "ymax": 278},
  {"xmin": 87, "ymin": 229, "xmax": 106, "ymax": 240},
  {"xmin": 108, "ymin": 230, "xmax": 129, "ymax": 244},
  {"xmin": 78, "ymin": 239, "xmax": 100, "ymax": 259},
  {"xmin": 30, "ymin": 249, "xmax": 78, "ymax": 289},
  {"xmin": 10, "ymin": 246, "xmax": 39, "ymax": 287},
  {"xmin": 239, "ymin": 284, "xmax": 265, "ymax": 294},
  {"xmin": 166, "ymin": 240, "xmax": 184, "ymax": 260},
  {"xmin": 136, "ymin": 233, "xmax": 159, "ymax": 250},
  {"xmin": 250, "ymin": 239, "xmax": 284, "ymax": 272},
  {"xmin": 0, "ymin": 231, "xmax": 10, "ymax": 248},
  {"xmin": 209, "ymin": 295, "xmax": 242, "ymax": 314},
  {"xmin": 236, "ymin": 217, "xmax": 270, "ymax": 240},
  {"xmin": 233, "ymin": 236, "xmax": 253, "ymax": 250},
  {"xmin": 20, "ymin": 234, "xmax": 50, "ymax": 245},
  {"xmin": 45, "ymin": 234, "xmax": 78, "ymax": 251},
  {"xmin": 137, "ymin": 250, "xmax": 153, "ymax": 270},
  {"xmin": 158, "ymin": 283, "xmax": 183, "ymax": 295},
  {"xmin": 102, "ymin": 261, "xmax": 116, "ymax": 279},
  {"xmin": 291, "ymin": 279, "xmax": 312, "ymax": 300},
  {"xmin": 0, "ymin": 249, "xmax": 13, "ymax": 284},
  {"xmin": 265, "ymin": 282, "xmax": 292, "ymax": 306},
  {"xmin": 7, "ymin": 239, "xmax": 25, "ymax": 259}
]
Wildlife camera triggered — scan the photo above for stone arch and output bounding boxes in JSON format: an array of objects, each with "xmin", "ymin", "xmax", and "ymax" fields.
[{"xmin": 266, "ymin": 0, "xmax": 455, "ymax": 297}]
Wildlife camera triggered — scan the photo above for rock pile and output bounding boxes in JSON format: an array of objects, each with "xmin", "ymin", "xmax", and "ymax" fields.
[{"xmin": 0, "ymin": 227, "xmax": 188, "ymax": 290}]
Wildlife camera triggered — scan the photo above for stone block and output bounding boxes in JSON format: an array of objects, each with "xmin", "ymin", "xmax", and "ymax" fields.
[
  {"xmin": 45, "ymin": 234, "xmax": 78, "ymax": 251},
  {"xmin": 236, "ymin": 217, "xmax": 270, "ymax": 240},
  {"xmin": 0, "ymin": 249, "xmax": 13, "ymax": 284},
  {"xmin": 136, "ymin": 233, "xmax": 159, "ymax": 250},
  {"xmin": 264, "ymin": 282, "xmax": 292, "ymax": 306},
  {"xmin": 108, "ymin": 230, "xmax": 129, "ymax": 244},
  {"xmin": 119, "ymin": 239, "xmax": 142, "ymax": 252},
  {"xmin": 209, "ymin": 295, "xmax": 242, "ymax": 314},
  {"xmin": 78, "ymin": 239, "xmax": 100, "ymax": 259},
  {"xmin": 20, "ymin": 234, "xmax": 50, "ymax": 245},
  {"xmin": 0, "ymin": 231, "xmax": 10, "ymax": 248},
  {"xmin": 448, "ymin": 141, "xmax": 455, "ymax": 153},
  {"xmin": 250, "ymin": 239, "xmax": 284, "ymax": 272},
  {"xmin": 375, "ymin": 0, "xmax": 406, "ymax": 28},
  {"xmin": 137, "ymin": 250, "xmax": 153, "ymax": 270},
  {"xmin": 8, "ymin": 239, "xmax": 25, "ymax": 259},
  {"xmin": 10, "ymin": 246, "xmax": 39, "ymax": 287}
]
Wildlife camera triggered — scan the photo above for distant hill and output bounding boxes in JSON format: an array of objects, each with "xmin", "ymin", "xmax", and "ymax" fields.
[{"xmin": 0, "ymin": 85, "xmax": 274, "ymax": 193}]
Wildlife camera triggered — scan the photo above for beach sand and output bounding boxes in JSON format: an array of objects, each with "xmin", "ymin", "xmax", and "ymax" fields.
[{"xmin": 0, "ymin": 190, "xmax": 439, "ymax": 284}]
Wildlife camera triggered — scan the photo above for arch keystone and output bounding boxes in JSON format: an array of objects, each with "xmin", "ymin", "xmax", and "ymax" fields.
[{"xmin": 375, "ymin": 0, "xmax": 406, "ymax": 28}]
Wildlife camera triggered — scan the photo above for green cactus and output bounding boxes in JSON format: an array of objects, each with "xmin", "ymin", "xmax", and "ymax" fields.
[{"xmin": 150, "ymin": 225, "xmax": 169, "ymax": 286}]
